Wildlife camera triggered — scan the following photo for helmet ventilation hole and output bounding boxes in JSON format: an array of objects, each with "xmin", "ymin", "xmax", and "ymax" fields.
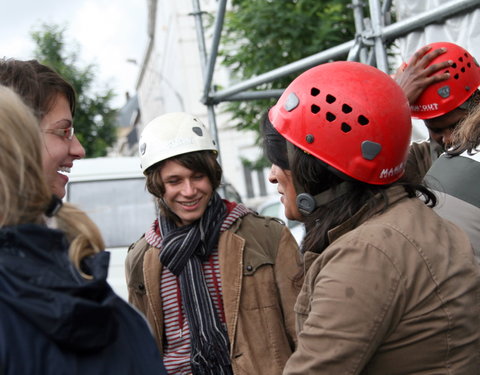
[
  {"xmin": 311, "ymin": 87, "xmax": 320, "ymax": 96},
  {"xmin": 454, "ymin": 73, "xmax": 460, "ymax": 80},
  {"xmin": 326, "ymin": 94, "xmax": 336, "ymax": 104},
  {"xmin": 358, "ymin": 115, "xmax": 369, "ymax": 126},
  {"xmin": 452, "ymin": 63, "xmax": 457, "ymax": 69},
  {"xmin": 311, "ymin": 104, "xmax": 320, "ymax": 114},
  {"xmin": 192, "ymin": 126, "xmax": 204, "ymax": 136},
  {"xmin": 342, "ymin": 104, "xmax": 352, "ymax": 113},
  {"xmin": 467, "ymin": 62, "xmax": 471, "ymax": 68},
  {"xmin": 326, "ymin": 112, "xmax": 336, "ymax": 122},
  {"xmin": 461, "ymin": 67, "xmax": 466, "ymax": 73},
  {"xmin": 341, "ymin": 123, "xmax": 351, "ymax": 133}
]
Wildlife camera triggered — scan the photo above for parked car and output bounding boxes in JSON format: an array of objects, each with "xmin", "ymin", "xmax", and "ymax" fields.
[
  {"xmin": 256, "ymin": 196, "xmax": 305, "ymax": 245},
  {"xmin": 66, "ymin": 156, "xmax": 156, "ymax": 300}
]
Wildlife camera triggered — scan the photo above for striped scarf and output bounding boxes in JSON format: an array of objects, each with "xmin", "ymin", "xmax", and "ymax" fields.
[{"xmin": 157, "ymin": 193, "xmax": 248, "ymax": 375}]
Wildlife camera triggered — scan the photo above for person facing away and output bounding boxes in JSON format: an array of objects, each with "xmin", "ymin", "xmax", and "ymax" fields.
[
  {"xmin": 424, "ymin": 102, "xmax": 480, "ymax": 263},
  {"xmin": 394, "ymin": 41, "xmax": 480, "ymax": 184},
  {"xmin": 0, "ymin": 58, "xmax": 85, "ymax": 198},
  {"xmin": 262, "ymin": 61, "xmax": 480, "ymax": 374},
  {"xmin": 125, "ymin": 112, "xmax": 302, "ymax": 375},
  {"xmin": 0, "ymin": 85, "xmax": 166, "ymax": 375}
]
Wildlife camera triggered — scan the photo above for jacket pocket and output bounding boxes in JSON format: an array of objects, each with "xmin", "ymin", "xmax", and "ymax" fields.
[{"xmin": 241, "ymin": 264, "xmax": 277, "ymax": 309}]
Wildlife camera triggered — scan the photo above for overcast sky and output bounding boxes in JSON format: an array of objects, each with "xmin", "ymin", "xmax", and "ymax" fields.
[{"xmin": 0, "ymin": 0, "xmax": 148, "ymax": 107}]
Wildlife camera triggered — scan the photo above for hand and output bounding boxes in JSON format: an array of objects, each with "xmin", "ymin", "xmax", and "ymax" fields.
[{"xmin": 393, "ymin": 46, "xmax": 453, "ymax": 104}]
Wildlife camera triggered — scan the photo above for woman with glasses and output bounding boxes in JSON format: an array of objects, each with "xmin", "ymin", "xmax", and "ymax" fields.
[{"xmin": 0, "ymin": 58, "xmax": 85, "ymax": 198}]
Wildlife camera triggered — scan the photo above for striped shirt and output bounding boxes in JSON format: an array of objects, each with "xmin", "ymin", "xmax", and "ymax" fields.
[
  {"xmin": 145, "ymin": 201, "xmax": 251, "ymax": 374},
  {"xmin": 160, "ymin": 249, "xmax": 223, "ymax": 374}
]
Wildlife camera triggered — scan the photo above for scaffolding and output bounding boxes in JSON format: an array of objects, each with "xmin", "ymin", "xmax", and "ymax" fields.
[{"xmin": 190, "ymin": 0, "xmax": 479, "ymax": 147}]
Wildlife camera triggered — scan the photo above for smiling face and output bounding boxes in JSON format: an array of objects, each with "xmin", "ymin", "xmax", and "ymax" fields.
[
  {"xmin": 268, "ymin": 164, "xmax": 302, "ymax": 221},
  {"xmin": 160, "ymin": 159, "xmax": 214, "ymax": 226},
  {"xmin": 39, "ymin": 94, "xmax": 85, "ymax": 198}
]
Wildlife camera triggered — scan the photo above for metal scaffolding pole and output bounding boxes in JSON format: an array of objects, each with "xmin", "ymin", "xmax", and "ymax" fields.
[
  {"xmin": 209, "ymin": 0, "xmax": 478, "ymax": 104},
  {"xmin": 349, "ymin": 0, "xmax": 368, "ymax": 63},
  {"xmin": 221, "ymin": 89, "xmax": 285, "ymax": 102},
  {"xmin": 212, "ymin": 40, "xmax": 355, "ymax": 103},
  {"xmin": 190, "ymin": 0, "xmax": 223, "ymax": 167},
  {"xmin": 201, "ymin": 0, "xmax": 227, "ymax": 104},
  {"xmin": 190, "ymin": 0, "xmax": 230, "ymax": 198},
  {"xmin": 380, "ymin": 0, "xmax": 478, "ymax": 40},
  {"xmin": 368, "ymin": 0, "xmax": 389, "ymax": 72}
]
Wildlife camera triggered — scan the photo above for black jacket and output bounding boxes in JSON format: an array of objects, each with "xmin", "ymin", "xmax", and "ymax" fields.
[{"xmin": 0, "ymin": 224, "xmax": 166, "ymax": 375}]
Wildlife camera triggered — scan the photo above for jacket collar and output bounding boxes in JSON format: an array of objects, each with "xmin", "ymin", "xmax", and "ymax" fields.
[
  {"xmin": 327, "ymin": 185, "xmax": 408, "ymax": 244},
  {"xmin": 303, "ymin": 185, "xmax": 408, "ymax": 270}
]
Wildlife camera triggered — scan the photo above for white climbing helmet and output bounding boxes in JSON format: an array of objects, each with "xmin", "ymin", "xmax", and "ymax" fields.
[{"xmin": 139, "ymin": 112, "xmax": 217, "ymax": 173}]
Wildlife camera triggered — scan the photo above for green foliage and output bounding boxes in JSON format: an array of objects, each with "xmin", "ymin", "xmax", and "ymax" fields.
[
  {"xmin": 31, "ymin": 24, "xmax": 117, "ymax": 157},
  {"xmin": 240, "ymin": 155, "xmax": 271, "ymax": 170},
  {"xmin": 218, "ymin": 0, "xmax": 356, "ymax": 164}
]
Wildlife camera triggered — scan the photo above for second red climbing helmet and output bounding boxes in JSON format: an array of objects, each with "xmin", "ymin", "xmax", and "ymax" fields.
[{"xmin": 410, "ymin": 41, "xmax": 480, "ymax": 119}]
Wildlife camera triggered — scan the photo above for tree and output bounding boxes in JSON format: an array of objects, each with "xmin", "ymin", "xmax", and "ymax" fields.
[
  {"xmin": 218, "ymin": 0, "xmax": 356, "ymax": 167},
  {"xmin": 31, "ymin": 23, "xmax": 117, "ymax": 157}
]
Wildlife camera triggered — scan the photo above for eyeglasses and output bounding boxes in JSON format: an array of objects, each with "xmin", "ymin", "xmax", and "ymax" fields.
[{"xmin": 42, "ymin": 127, "xmax": 75, "ymax": 141}]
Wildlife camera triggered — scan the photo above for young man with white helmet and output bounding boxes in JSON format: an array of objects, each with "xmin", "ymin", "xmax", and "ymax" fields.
[{"xmin": 125, "ymin": 112, "xmax": 301, "ymax": 375}]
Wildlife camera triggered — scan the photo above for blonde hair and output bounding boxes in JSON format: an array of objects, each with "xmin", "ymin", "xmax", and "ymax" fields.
[
  {"xmin": 0, "ymin": 85, "xmax": 49, "ymax": 226},
  {"xmin": 0, "ymin": 85, "xmax": 103, "ymax": 278},
  {"xmin": 450, "ymin": 103, "xmax": 480, "ymax": 155},
  {"xmin": 56, "ymin": 203, "xmax": 104, "ymax": 279}
]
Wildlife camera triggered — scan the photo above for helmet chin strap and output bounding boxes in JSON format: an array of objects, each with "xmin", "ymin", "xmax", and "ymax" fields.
[{"xmin": 287, "ymin": 141, "xmax": 349, "ymax": 216}]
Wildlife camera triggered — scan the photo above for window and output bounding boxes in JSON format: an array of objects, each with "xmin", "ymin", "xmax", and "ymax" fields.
[{"xmin": 67, "ymin": 178, "xmax": 156, "ymax": 248}]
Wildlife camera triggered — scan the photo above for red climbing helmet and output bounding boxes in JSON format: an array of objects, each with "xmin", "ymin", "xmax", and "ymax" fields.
[
  {"xmin": 269, "ymin": 61, "xmax": 412, "ymax": 185},
  {"xmin": 411, "ymin": 42, "xmax": 480, "ymax": 119}
]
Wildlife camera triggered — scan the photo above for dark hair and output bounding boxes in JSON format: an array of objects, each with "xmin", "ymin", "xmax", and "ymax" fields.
[
  {"xmin": 261, "ymin": 111, "xmax": 289, "ymax": 170},
  {"xmin": 0, "ymin": 59, "xmax": 76, "ymax": 120},
  {"xmin": 293, "ymin": 145, "xmax": 437, "ymax": 253},
  {"xmin": 145, "ymin": 150, "xmax": 222, "ymax": 222},
  {"xmin": 262, "ymin": 112, "xmax": 437, "ymax": 254}
]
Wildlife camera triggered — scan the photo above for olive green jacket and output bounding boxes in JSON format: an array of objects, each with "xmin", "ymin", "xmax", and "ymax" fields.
[{"xmin": 125, "ymin": 213, "xmax": 302, "ymax": 375}]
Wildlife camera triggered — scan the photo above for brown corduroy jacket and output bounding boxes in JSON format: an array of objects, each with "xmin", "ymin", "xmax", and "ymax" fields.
[{"xmin": 125, "ymin": 213, "xmax": 302, "ymax": 375}]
